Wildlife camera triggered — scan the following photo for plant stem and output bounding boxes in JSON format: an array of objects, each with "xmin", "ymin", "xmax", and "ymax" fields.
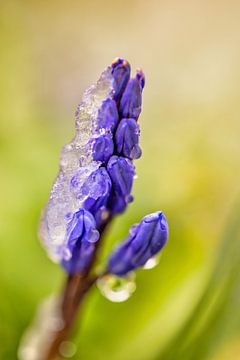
[{"xmin": 43, "ymin": 217, "xmax": 111, "ymax": 360}]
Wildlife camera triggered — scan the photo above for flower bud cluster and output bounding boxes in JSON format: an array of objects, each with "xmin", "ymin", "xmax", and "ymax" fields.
[
  {"xmin": 41, "ymin": 58, "xmax": 168, "ymax": 277},
  {"xmin": 62, "ymin": 59, "xmax": 145, "ymax": 273},
  {"xmin": 83, "ymin": 58, "xmax": 144, "ymax": 221}
]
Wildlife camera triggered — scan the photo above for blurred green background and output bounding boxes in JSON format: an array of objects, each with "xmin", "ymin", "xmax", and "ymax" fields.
[{"xmin": 1, "ymin": 1, "xmax": 240, "ymax": 359}]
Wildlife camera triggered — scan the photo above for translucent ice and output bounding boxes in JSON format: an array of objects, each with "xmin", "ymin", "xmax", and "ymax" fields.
[{"xmin": 39, "ymin": 66, "xmax": 114, "ymax": 262}]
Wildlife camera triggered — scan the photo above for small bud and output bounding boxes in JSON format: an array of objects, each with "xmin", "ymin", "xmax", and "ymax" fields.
[
  {"xmin": 111, "ymin": 58, "xmax": 131, "ymax": 102},
  {"xmin": 107, "ymin": 156, "xmax": 135, "ymax": 214},
  {"xmin": 107, "ymin": 211, "xmax": 168, "ymax": 276},
  {"xmin": 91, "ymin": 134, "xmax": 114, "ymax": 163},
  {"xmin": 83, "ymin": 168, "xmax": 112, "ymax": 225},
  {"xmin": 136, "ymin": 68, "xmax": 145, "ymax": 89},
  {"xmin": 119, "ymin": 70, "xmax": 145, "ymax": 120},
  {"xmin": 61, "ymin": 209, "xmax": 99, "ymax": 273},
  {"xmin": 97, "ymin": 98, "xmax": 119, "ymax": 132},
  {"xmin": 115, "ymin": 118, "xmax": 142, "ymax": 160}
]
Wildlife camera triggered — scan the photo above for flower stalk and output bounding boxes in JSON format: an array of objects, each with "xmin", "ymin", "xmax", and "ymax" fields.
[{"xmin": 44, "ymin": 216, "xmax": 111, "ymax": 360}]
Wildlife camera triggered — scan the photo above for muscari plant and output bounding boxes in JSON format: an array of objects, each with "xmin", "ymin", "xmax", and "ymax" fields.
[{"xmin": 35, "ymin": 58, "xmax": 168, "ymax": 359}]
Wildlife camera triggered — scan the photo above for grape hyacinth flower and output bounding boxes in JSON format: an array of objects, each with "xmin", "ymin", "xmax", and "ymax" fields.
[{"xmin": 36, "ymin": 58, "xmax": 169, "ymax": 359}]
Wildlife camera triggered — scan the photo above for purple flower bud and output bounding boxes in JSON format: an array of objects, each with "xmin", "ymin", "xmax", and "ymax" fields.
[
  {"xmin": 115, "ymin": 118, "xmax": 142, "ymax": 160},
  {"xmin": 108, "ymin": 211, "xmax": 168, "ymax": 276},
  {"xmin": 111, "ymin": 58, "xmax": 131, "ymax": 102},
  {"xmin": 91, "ymin": 134, "xmax": 114, "ymax": 163},
  {"xmin": 61, "ymin": 209, "xmax": 99, "ymax": 274},
  {"xmin": 136, "ymin": 68, "xmax": 145, "ymax": 89},
  {"xmin": 119, "ymin": 69, "xmax": 145, "ymax": 120},
  {"xmin": 83, "ymin": 167, "xmax": 112, "ymax": 226},
  {"xmin": 97, "ymin": 98, "xmax": 119, "ymax": 132},
  {"xmin": 107, "ymin": 156, "xmax": 135, "ymax": 214}
]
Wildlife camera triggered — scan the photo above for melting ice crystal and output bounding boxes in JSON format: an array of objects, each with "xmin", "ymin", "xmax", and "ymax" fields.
[{"xmin": 39, "ymin": 66, "xmax": 114, "ymax": 262}]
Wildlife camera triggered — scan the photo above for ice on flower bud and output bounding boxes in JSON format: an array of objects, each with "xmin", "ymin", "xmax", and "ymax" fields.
[
  {"xmin": 112, "ymin": 58, "xmax": 131, "ymax": 102},
  {"xmin": 119, "ymin": 69, "xmax": 145, "ymax": 120},
  {"xmin": 82, "ymin": 167, "xmax": 112, "ymax": 225},
  {"xmin": 115, "ymin": 118, "xmax": 142, "ymax": 160},
  {"xmin": 39, "ymin": 62, "xmax": 115, "ymax": 261},
  {"xmin": 107, "ymin": 211, "xmax": 168, "ymax": 276},
  {"xmin": 107, "ymin": 156, "xmax": 135, "ymax": 214},
  {"xmin": 61, "ymin": 209, "xmax": 99, "ymax": 274},
  {"xmin": 91, "ymin": 134, "xmax": 114, "ymax": 163},
  {"xmin": 39, "ymin": 58, "xmax": 145, "ymax": 266},
  {"xmin": 97, "ymin": 98, "xmax": 119, "ymax": 132}
]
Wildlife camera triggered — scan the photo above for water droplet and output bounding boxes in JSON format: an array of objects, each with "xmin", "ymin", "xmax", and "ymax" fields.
[
  {"xmin": 59, "ymin": 341, "xmax": 77, "ymax": 358},
  {"xmin": 143, "ymin": 254, "xmax": 161, "ymax": 270},
  {"xmin": 97, "ymin": 273, "xmax": 136, "ymax": 302}
]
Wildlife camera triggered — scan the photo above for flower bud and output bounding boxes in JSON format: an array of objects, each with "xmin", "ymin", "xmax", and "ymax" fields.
[
  {"xmin": 91, "ymin": 134, "xmax": 114, "ymax": 163},
  {"xmin": 119, "ymin": 69, "xmax": 145, "ymax": 120},
  {"xmin": 108, "ymin": 211, "xmax": 168, "ymax": 275},
  {"xmin": 115, "ymin": 118, "xmax": 142, "ymax": 160},
  {"xmin": 83, "ymin": 167, "xmax": 112, "ymax": 225},
  {"xmin": 61, "ymin": 209, "xmax": 99, "ymax": 273},
  {"xmin": 97, "ymin": 98, "xmax": 119, "ymax": 132},
  {"xmin": 107, "ymin": 156, "xmax": 135, "ymax": 214},
  {"xmin": 111, "ymin": 58, "xmax": 131, "ymax": 102}
]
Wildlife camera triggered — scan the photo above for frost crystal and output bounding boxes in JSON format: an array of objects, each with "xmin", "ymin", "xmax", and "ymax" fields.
[{"xmin": 39, "ymin": 66, "xmax": 114, "ymax": 262}]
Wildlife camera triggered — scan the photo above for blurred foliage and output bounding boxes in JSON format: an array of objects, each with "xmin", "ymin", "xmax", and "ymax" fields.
[{"xmin": 0, "ymin": 1, "xmax": 240, "ymax": 359}]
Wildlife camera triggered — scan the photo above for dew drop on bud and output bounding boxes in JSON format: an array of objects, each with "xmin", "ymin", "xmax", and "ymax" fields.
[
  {"xmin": 143, "ymin": 254, "xmax": 161, "ymax": 270},
  {"xmin": 97, "ymin": 273, "xmax": 136, "ymax": 302}
]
